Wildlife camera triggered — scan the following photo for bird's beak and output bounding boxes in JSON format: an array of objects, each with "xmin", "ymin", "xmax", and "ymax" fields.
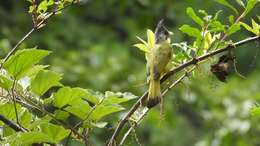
[{"xmin": 168, "ymin": 30, "xmax": 173, "ymax": 36}]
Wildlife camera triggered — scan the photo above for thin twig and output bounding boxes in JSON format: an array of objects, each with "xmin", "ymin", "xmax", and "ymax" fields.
[
  {"xmin": 10, "ymin": 80, "xmax": 19, "ymax": 125},
  {"xmin": 0, "ymin": 1, "xmax": 78, "ymax": 70},
  {"xmin": 0, "ymin": 114, "xmax": 28, "ymax": 132},
  {"xmin": 16, "ymin": 91, "xmax": 85, "ymax": 140},
  {"xmin": 0, "ymin": 28, "xmax": 35, "ymax": 70},
  {"xmin": 119, "ymin": 67, "xmax": 195, "ymax": 146},
  {"xmin": 73, "ymin": 96, "xmax": 106, "ymax": 129},
  {"xmin": 64, "ymin": 132, "xmax": 72, "ymax": 146},
  {"xmin": 161, "ymin": 36, "xmax": 260, "ymax": 82},
  {"xmin": 108, "ymin": 35, "xmax": 260, "ymax": 145}
]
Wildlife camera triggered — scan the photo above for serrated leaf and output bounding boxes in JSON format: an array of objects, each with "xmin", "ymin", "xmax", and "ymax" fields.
[
  {"xmin": 40, "ymin": 123, "xmax": 70, "ymax": 143},
  {"xmin": 103, "ymin": 91, "xmax": 137, "ymax": 104},
  {"xmin": 30, "ymin": 70, "xmax": 62, "ymax": 96},
  {"xmin": 186, "ymin": 7, "xmax": 204, "ymax": 26},
  {"xmin": 53, "ymin": 87, "xmax": 89, "ymax": 108},
  {"xmin": 133, "ymin": 43, "xmax": 149, "ymax": 53},
  {"xmin": 226, "ymin": 24, "xmax": 241, "ymax": 35},
  {"xmin": 3, "ymin": 48, "xmax": 50, "ymax": 79},
  {"xmin": 82, "ymin": 90, "xmax": 100, "ymax": 104},
  {"xmin": 90, "ymin": 104, "xmax": 124, "ymax": 121},
  {"xmin": 65, "ymin": 100, "xmax": 91, "ymax": 119},
  {"xmin": 26, "ymin": 65, "xmax": 49, "ymax": 79},
  {"xmin": 179, "ymin": 25, "xmax": 202, "ymax": 39},
  {"xmin": 215, "ymin": 0, "xmax": 238, "ymax": 14},
  {"xmin": 244, "ymin": 0, "xmax": 258, "ymax": 15}
]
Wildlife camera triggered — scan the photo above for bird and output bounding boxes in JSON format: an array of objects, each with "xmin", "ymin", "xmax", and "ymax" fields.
[{"xmin": 144, "ymin": 20, "xmax": 173, "ymax": 108}]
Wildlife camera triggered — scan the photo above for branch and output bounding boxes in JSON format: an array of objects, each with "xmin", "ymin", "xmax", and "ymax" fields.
[
  {"xmin": 0, "ymin": 1, "xmax": 78, "ymax": 69},
  {"xmin": 0, "ymin": 114, "xmax": 28, "ymax": 132},
  {"xmin": 107, "ymin": 35, "xmax": 260, "ymax": 145},
  {"xmin": 118, "ymin": 67, "xmax": 195, "ymax": 146},
  {"xmin": 161, "ymin": 36, "xmax": 260, "ymax": 82}
]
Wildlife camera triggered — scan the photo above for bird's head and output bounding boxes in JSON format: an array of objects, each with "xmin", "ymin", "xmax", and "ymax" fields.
[{"xmin": 154, "ymin": 20, "xmax": 173, "ymax": 44}]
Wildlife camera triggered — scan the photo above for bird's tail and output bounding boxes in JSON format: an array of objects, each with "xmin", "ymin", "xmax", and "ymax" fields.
[{"xmin": 146, "ymin": 79, "xmax": 161, "ymax": 108}]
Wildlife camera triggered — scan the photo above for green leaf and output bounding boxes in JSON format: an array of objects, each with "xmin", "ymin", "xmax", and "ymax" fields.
[
  {"xmin": 186, "ymin": 7, "xmax": 204, "ymax": 26},
  {"xmin": 40, "ymin": 123, "xmax": 70, "ymax": 143},
  {"xmin": 226, "ymin": 24, "xmax": 241, "ymax": 35},
  {"xmin": 37, "ymin": 0, "xmax": 54, "ymax": 13},
  {"xmin": 4, "ymin": 132, "xmax": 52, "ymax": 146},
  {"xmin": 213, "ymin": 10, "xmax": 223, "ymax": 20},
  {"xmin": 209, "ymin": 21, "xmax": 225, "ymax": 32},
  {"xmin": 54, "ymin": 110, "xmax": 70, "ymax": 120},
  {"xmin": 244, "ymin": 0, "xmax": 258, "ymax": 15},
  {"xmin": 2, "ymin": 126, "xmax": 16, "ymax": 137},
  {"xmin": 3, "ymin": 48, "xmax": 50, "ymax": 79},
  {"xmin": 174, "ymin": 52, "xmax": 189, "ymax": 62},
  {"xmin": 0, "ymin": 103, "xmax": 22, "ymax": 125},
  {"xmin": 65, "ymin": 99, "xmax": 91, "ymax": 119},
  {"xmin": 240, "ymin": 22, "xmax": 255, "ymax": 34},
  {"xmin": 53, "ymin": 87, "xmax": 90, "ymax": 108},
  {"xmin": 91, "ymin": 121, "xmax": 108, "ymax": 128},
  {"xmin": 20, "ymin": 110, "xmax": 32, "ymax": 127},
  {"xmin": 28, "ymin": 115, "xmax": 52, "ymax": 130},
  {"xmin": 228, "ymin": 15, "xmax": 234, "ymax": 24},
  {"xmin": 90, "ymin": 104, "xmax": 124, "ymax": 121},
  {"xmin": 30, "ymin": 70, "xmax": 62, "ymax": 96},
  {"xmin": 215, "ymin": 0, "xmax": 238, "ymax": 14},
  {"xmin": 82, "ymin": 90, "xmax": 100, "ymax": 104},
  {"xmin": 236, "ymin": 0, "xmax": 245, "ymax": 7},
  {"xmin": 103, "ymin": 91, "xmax": 137, "ymax": 104},
  {"xmin": 201, "ymin": 32, "xmax": 214, "ymax": 50},
  {"xmin": 26, "ymin": 65, "xmax": 49, "ymax": 79},
  {"xmin": 0, "ymin": 75, "xmax": 13, "ymax": 90},
  {"xmin": 198, "ymin": 9, "xmax": 208, "ymax": 17},
  {"xmin": 179, "ymin": 25, "xmax": 202, "ymax": 39},
  {"xmin": 251, "ymin": 107, "xmax": 260, "ymax": 117},
  {"xmin": 83, "ymin": 121, "xmax": 108, "ymax": 128},
  {"xmin": 252, "ymin": 19, "xmax": 260, "ymax": 35}
]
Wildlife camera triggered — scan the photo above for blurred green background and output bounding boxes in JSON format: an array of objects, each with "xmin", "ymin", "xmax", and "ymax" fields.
[{"xmin": 0, "ymin": 0, "xmax": 260, "ymax": 146}]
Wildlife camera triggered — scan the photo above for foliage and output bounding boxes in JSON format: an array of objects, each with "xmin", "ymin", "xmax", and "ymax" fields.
[{"xmin": 0, "ymin": 0, "xmax": 259, "ymax": 146}]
